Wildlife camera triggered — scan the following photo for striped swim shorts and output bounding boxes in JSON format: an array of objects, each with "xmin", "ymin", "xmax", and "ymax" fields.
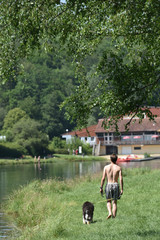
[{"xmin": 105, "ymin": 183, "xmax": 120, "ymax": 200}]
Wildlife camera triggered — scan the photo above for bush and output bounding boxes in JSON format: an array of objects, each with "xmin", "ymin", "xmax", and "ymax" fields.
[
  {"xmin": 48, "ymin": 137, "xmax": 67, "ymax": 154},
  {"xmin": 25, "ymin": 140, "xmax": 51, "ymax": 157},
  {"xmin": 48, "ymin": 137, "xmax": 92, "ymax": 155},
  {"xmin": 81, "ymin": 144, "xmax": 92, "ymax": 155},
  {"xmin": 66, "ymin": 137, "xmax": 92, "ymax": 155},
  {"xmin": 5, "ymin": 118, "xmax": 50, "ymax": 157},
  {"xmin": 0, "ymin": 142, "xmax": 26, "ymax": 158},
  {"xmin": 53, "ymin": 149, "xmax": 69, "ymax": 154},
  {"xmin": 49, "ymin": 137, "xmax": 66, "ymax": 150},
  {"xmin": 144, "ymin": 152, "xmax": 151, "ymax": 158}
]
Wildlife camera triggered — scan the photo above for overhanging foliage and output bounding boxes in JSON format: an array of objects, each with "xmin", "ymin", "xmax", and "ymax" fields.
[{"xmin": 0, "ymin": 0, "xmax": 160, "ymax": 129}]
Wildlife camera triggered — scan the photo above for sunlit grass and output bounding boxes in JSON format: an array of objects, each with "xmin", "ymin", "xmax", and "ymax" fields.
[
  {"xmin": 54, "ymin": 154, "xmax": 105, "ymax": 161},
  {"xmin": 0, "ymin": 154, "xmax": 104, "ymax": 165},
  {"xmin": 3, "ymin": 168, "xmax": 160, "ymax": 240}
]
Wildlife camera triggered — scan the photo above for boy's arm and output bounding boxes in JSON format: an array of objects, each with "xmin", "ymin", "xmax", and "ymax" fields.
[
  {"xmin": 100, "ymin": 167, "xmax": 106, "ymax": 193},
  {"xmin": 119, "ymin": 168, "xmax": 123, "ymax": 195}
]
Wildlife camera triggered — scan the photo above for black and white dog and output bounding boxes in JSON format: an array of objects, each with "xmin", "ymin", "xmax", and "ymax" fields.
[{"xmin": 82, "ymin": 201, "xmax": 94, "ymax": 224}]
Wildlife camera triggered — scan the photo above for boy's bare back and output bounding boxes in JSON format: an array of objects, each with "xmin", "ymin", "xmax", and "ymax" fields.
[{"xmin": 104, "ymin": 163, "xmax": 121, "ymax": 183}]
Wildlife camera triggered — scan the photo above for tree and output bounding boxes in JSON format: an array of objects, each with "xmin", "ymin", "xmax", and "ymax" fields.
[
  {"xmin": 0, "ymin": 0, "xmax": 160, "ymax": 129},
  {"xmin": 41, "ymin": 91, "xmax": 65, "ymax": 138},
  {"xmin": 0, "ymin": 48, "xmax": 77, "ymax": 138},
  {"xmin": 0, "ymin": 107, "xmax": 7, "ymax": 130},
  {"xmin": 10, "ymin": 118, "xmax": 49, "ymax": 156},
  {"xmin": 3, "ymin": 108, "xmax": 28, "ymax": 131}
]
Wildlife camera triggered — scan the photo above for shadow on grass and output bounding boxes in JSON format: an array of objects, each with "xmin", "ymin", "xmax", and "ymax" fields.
[
  {"xmin": 82, "ymin": 219, "xmax": 102, "ymax": 224},
  {"xmin": 92, "ymin": 220, "xmax": 97, "ymax": 224},
  {"xmin": 136, "ymin": 230, "xmax": 160, "ymax": 237},
  {"xmin": 92, "ymin": 219, "xmax": 103, "ymax": 223}
]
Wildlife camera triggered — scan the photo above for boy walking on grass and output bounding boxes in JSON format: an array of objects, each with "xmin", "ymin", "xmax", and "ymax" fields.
[{"xmin": 100, "ymin": 154, "xmax": 123, "ymax": 219}]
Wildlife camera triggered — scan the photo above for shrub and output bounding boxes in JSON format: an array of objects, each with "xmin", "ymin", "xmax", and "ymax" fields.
[
  {"xmin": 48, "ymin": 137, "xmax": 92, "ymax": 155},
  {"xmin": 3, "ymin": 108, "xmax": 28, "ymax": 131},
  {"xmin": 144, "ymin": 152, "xmax": 151, "ymax": 158},
  {"xmin": 5, "ymin": 118, "xmax": 50, "ymax": 157},
  {"xmin": 81, "ymin": 144, "xmax": 92, "ymax": 155},
  {"xmin": 48, "ymin": 137, "xmax": 66, "ymax": 152},
  {"xmin": 66, "ymin": 137, "xmax": 92, "ymax": 155},
  {"xmin": 0, "ymin": 142, "xmax": 26, "ymax": 158},
  {"xmin": 53, "ymin": 149, "xmax": 69, "ymax": 154}
]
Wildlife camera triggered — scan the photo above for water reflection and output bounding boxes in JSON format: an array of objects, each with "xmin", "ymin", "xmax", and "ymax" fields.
[
  {"xmin": 0, "ymin": 213, "xmax": 13, "ymax": 239},
  {"xmin": 119, "ymin": 159, "xmax": 160, "ymax": 169}
]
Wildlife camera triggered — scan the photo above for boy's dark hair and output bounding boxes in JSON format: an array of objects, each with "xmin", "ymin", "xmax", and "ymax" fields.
[{"xmin": 110, "ymin": 154, "xmax": 117, "ymax": 163}]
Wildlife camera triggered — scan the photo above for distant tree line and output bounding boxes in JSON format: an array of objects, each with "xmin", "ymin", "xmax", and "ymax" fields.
[{"xmin": 0, "ymin": 44, "xmax": 103, "ymax": 157}]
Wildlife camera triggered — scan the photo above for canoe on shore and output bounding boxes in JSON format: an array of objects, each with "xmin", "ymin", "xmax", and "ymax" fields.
[
  {"xmin": 117, "ymin": 154, "xmax": 140, "ymax": 162},
  {"xmin": 117, "ymin": 155, "xmax": 160, "ymax": 162}
]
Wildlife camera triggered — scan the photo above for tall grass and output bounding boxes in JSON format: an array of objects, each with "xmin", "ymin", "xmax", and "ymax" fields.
[{"xmin": 3, "ymin": 168, "xmax": 160, "ymax": 240}]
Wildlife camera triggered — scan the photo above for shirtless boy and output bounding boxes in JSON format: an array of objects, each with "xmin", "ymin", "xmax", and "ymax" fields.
[{"xmin": 100, "ymin": 154, "xmax": 123, "ymax": 219}]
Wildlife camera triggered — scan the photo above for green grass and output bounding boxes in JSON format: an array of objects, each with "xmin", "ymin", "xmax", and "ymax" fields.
[
  {"xmin": 54, "ymin": 154, "xmax": 105, "ymax": 161},
  {"xmin": 3, "ymin": 168, "xmax": 160, "ymax": 240},
  {"xmin": 0, "ymin": 154, "xmax": 105, "ymax": 165}
]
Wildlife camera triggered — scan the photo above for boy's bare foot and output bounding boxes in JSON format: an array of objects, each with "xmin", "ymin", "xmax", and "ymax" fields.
[{"xmin": 107, "ymin": 214, "xmax": 112, "ymax": 219}]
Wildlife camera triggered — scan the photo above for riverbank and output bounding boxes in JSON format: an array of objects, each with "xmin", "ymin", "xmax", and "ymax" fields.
[
  {"xmin": 0, "ymin": 154, "xmax": 105, "ymax": 165},
  {"xmin": 2, "ymin": 168, "xmax": 160, "ymax": 240},
  {"xmin": 1, "ymin": 153, "xmax": 160, "ymax": 165}
]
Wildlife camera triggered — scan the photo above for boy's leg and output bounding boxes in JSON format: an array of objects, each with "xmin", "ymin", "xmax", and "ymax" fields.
[
  {"xmin": 112, "ymin": 200, "xmax": 117, "ymax": 218},
  {"xmin": 107, "ymin": 200, "xmax": 112, "ymax": 219}
]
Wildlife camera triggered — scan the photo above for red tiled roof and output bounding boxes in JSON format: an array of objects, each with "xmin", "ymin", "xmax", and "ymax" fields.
[
  {"xmin": 149, "ymin": 107, "xmax": 160, "ymax": 117},
  {"xmin": 62, "ymin": 108, "xmax": 160, "ymax": 137},
  {"xmin": 62, "ymin": 124, "xmax": 97, "ymax": 137},
  {"xmin": 122, "ymin": 107, "xmax": 160, "ymax": 119},
  {"xmin": 95, "ymin": 117, "xmax": 160, "ymax": 133}
]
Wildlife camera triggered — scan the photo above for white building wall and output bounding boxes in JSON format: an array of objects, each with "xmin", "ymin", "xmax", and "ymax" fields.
[
  {"xmin": 61, "ymin": 135, "xmax": 73, "ymax": 143},
  {"xmin": 86, "ymin": 137, "xmax": 96, "ymax": 146},
  {"xmin": 62, "ymin": 135, "xmax": 96, "ymax": 146}
]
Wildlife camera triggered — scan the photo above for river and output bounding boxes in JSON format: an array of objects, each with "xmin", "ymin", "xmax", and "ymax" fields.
[{"xmin": 0, "ymin": 158, "xmax": 160, "ymax": 239}]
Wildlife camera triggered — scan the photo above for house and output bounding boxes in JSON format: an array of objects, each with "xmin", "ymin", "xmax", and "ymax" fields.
[
  {"xmin": 62, "ymin": 107, "xmax": 160, "ymax": 156},
  {"xmin": 61, "ymin": 124, "xmax": 97, "ymax": 146}
]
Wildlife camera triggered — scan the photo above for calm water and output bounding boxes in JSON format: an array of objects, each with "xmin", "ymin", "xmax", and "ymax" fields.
[
  {"xmin": 0, "ymin": 160, "xmax": 106, "ymax": 239},
  {"xmin": 1, "ymin": 158, "xmax": 160, "ymax": 239}
]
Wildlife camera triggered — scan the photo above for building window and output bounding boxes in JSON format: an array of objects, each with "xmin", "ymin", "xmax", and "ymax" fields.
[
  {"xmin": 134, "ymin": 147, "xmax": 141, "ymax": 150},
  {"xmin": 97, "ymin": 133, "xmax": 103, "ymax": 137},
  {"xmin": 91, "ymin": 137, "xmax": 94, "ymax": 141}
]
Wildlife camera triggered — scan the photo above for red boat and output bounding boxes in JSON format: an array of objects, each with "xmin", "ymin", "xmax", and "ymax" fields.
[{"xmin": 117, "ymin": 154, "xmax": 140, "ymax": 162}]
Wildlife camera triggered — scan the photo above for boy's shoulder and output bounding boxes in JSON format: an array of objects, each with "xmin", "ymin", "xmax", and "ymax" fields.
[
  {"xmin": 115, "ymin": 163, "xmax": 121, "ymax": 170},
  {"xmin": 103, "ymin": 164, "xmax": 110, "ymax": 172},
  {"xmin": 105, "ymin": 164, "xmax": 111, "ymax": 169}
]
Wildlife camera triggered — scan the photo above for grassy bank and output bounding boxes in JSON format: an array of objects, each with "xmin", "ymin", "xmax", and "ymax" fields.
[
  {"xmin": 2, "ymin": 168, "xmax": 160, "ymax": 240},
  {"xmin": 0, "ymin": 154, "xmax": 104, "ymax": 165}
]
